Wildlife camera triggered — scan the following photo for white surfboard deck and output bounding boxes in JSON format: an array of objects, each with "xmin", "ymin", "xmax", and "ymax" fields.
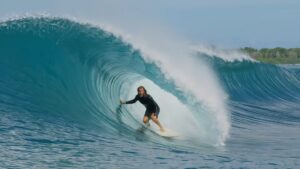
[
  {"xmin": 152, "ymin": 128, "xmax": 180, "ymax": 138},
  {"xmin": 137, "ymin": 125, "xmax": 180, "ymax": 138}
]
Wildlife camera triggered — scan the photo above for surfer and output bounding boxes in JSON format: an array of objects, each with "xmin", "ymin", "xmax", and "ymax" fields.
[{"xmin": 120, "ymin": 86, "xmax": 165, "ymax": 132}]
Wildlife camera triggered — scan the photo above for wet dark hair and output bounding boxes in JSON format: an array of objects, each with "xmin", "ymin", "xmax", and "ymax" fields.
[{"xmin": 137, "ymin": 86, "xmax": 148, "ymax": 95}]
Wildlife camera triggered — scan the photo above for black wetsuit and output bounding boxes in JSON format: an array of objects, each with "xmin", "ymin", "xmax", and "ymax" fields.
[{"xmin": 125, "ymin": 94, "xmax": 160, "ymax": 118}]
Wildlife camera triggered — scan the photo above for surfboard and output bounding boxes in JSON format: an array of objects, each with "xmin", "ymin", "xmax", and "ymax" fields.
[
  {"xmin": 137, "ymin": 125, "xmax": 180, "ymax": 138},
  {"xmin": 152, "ymin": 128, "xmax": 180, "ymax": 138}
]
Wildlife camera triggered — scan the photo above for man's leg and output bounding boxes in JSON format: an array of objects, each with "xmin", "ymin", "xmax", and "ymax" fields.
[
  {"xmin": 143, "ymin": 116, "xmax": 150, "ymax": 127},
  {"xmin": 150, "ymin": 113, "xmax": 164, "ymax": 132}
]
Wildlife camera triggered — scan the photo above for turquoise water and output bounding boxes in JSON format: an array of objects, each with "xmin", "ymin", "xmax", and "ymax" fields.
[{"xmin": 0, "ymin": 17, "xmax": 300, "ymax": 168}]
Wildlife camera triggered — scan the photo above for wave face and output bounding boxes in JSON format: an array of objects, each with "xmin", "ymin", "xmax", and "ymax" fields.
[
  {"xmin": 1, "ymin": 17, "xmax": 300, "ymax": 168},
  {"xmin": 0, "ymin": 17, "xmax": 229, "ymax": 145}
]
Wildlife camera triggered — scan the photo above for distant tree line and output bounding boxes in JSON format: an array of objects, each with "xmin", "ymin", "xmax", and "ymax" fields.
[{"xmin": 240, "ymin": 47, "xmax": 300, "ymax": 64}]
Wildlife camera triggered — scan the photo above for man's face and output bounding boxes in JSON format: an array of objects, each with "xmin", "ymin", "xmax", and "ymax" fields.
[{"xmin": 138, "ymin": 88, "xmax": 145, "ymax": 96}]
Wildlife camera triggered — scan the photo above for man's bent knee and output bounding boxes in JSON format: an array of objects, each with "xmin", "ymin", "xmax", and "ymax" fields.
[{"xmin": 143, "ymin": 116, "xmax": 149, "ymax": 123}]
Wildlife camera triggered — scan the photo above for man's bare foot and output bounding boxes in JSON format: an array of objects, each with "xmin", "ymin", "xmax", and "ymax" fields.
[{"xmin": 160, "ymin": 128, "xmax": 165, "ymax": 132}]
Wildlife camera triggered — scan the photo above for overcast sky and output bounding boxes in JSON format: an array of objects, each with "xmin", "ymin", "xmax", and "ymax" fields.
[{"xmin": 0, "ymin": 0, "xmax": 299, "ymax": 48}]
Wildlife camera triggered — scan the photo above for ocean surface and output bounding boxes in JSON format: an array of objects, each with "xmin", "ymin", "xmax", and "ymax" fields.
[{"xmin": 0, "ymin": 17, "xmax": 300, "ymax": 168}]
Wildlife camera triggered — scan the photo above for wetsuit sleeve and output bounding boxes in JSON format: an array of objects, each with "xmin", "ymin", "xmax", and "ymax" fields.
[{"xmin": 125, "ymin": 95, "xmax": 139, "ymax": 104}]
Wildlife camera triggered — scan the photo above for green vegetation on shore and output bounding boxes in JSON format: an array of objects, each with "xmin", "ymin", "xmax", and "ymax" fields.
[{"xmin": 240, "ymin": 47, "xmax": 300, "ymax": 64}]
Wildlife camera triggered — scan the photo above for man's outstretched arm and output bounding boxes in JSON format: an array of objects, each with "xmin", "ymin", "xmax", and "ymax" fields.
[{"xmin": 120, "ymin": 95, "xmax": 138, "ymax": 104}]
